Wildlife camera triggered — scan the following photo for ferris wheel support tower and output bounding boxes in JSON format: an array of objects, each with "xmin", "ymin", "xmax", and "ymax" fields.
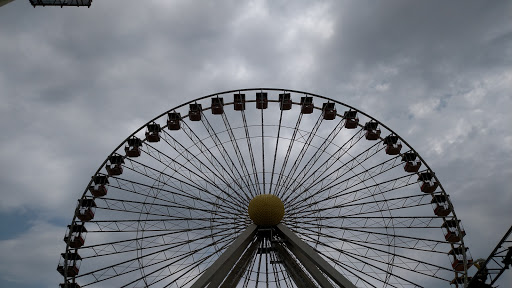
[{"xmin": 190, "ymin": 224, "xmax": 357, "ymax": 288}]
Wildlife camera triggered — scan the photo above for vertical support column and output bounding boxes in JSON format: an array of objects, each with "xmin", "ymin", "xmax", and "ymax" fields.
[
  {"xmin": 219, "ymin": 237, "xmax": 261, "ymax": 287},
  {"xmin": 276, "ymin": 223, "xmax": 357, "ymax": 288},
  {"xmin": 190, "ymin": 224, "xmax": 257, "ymax": 288},
  {"xmin": 273, "ymin": 241, "xmax": 319, "ymax": 288},
  {"xmin": 285, "ymin": 243, "xmax": 336, "ymax": 288}
]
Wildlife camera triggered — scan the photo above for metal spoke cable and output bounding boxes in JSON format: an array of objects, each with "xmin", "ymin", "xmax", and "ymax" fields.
[
  {"xmin": 279, "ymin": 112, "xmax": 324, "ymax": 202},
  {"xmin": 285, "ymin": 132, "xmax": 379, "ymax": 210},
  {"xmin": 221, "ymin": 112, "xmax": 258, "ymax": 198},
  {"xmin": 275, "ymin": 112, "xmax": 303, "ymax": 199},
  {"xmin": 283, "ymin": 128, "xmax": 365, "ymax": 202},
  {"xmin": 78, "ymin": 227, "xmax": 242, "ymax": 285},
  {"xmin": 241, "ymin": 110, "xmax": 263, "ymax": 195},
  {"xmin": 283, "ymin": 118, "xmax": 346, "ymax": 199},
  {"xmin": 289, "ymin": 173, "xmax": 419, "ymax": 216},
  {"xmin": 261, "ymin": 105, "xmax": 266, "ymax": 194},
  {"xmin": 268, "ymin": 108, "xmax": 284, "ymax": 195},
  {"xmin": 104, "ymin": 176, "xmax": 232, "ymax": 215},
  {"xmin": 80, "ymin": 229, "xmax": 236, "ymax": 259},
  {"xmin": 153, "ymin": 131, "xmax": 251, "ymax": 208},
  {"xmin": 296, "ymin": 226, "xmax": 452, "ymax": 274},
  {"xmin": 122, "ymin": 156, "xmax": 246, "ymax": 214},
  {"xmin": 285, "ymin": 154, "xmax": 403, "ymax": 214},
  {"xmin": 178, "ymin": 121, "xmax": 252, "ymax": 206},
  {"xmin": 199, "ymin": 111, "xmax": 254, "ymax": 199}
]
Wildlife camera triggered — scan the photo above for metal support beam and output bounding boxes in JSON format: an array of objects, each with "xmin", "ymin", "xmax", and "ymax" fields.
[
  {"xmin": 190, "ymin": 224, "xmax": 257, "ymax": 288},
  {"xmin": 220, "ymin": 237, "xmax": 261, "ymax": 288},
  {"xmin": 468, "ymin": 225, "xmax": 512, "ymax": 288},
  {"xmin": 273, "ymin": 241, "xmax": 318, "ymax": 288},
  {"xmin": 286, "ymin": 242, "xmax": 335, "ymax": 288},
  {"xmin": 276, "ymin": 223, "xmax": 357, "ymax": 288}
]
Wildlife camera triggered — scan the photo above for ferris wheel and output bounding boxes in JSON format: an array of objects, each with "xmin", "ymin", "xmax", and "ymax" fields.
[{"xmin": 58, "ymin": 88, "xmax": 474, "ymax": 288}]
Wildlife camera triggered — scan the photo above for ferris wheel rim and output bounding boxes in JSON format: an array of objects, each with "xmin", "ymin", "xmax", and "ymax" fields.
[{"xmin": 61, "ymin": 88, "xmax": 471, "ymax": 288}]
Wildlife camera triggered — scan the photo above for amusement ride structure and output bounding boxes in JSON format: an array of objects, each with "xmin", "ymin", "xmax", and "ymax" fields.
[
  {"xmin": 56, "ymin": 88, "xmax": 485, "ymax": 288},
  {"xmin": 1, "ymin": 2, "xmax": 508, "ymax": 288}
]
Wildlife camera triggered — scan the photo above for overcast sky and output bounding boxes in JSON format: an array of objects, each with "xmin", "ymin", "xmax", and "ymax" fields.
[{"xmin": 0, "ymin": 0, "xmax": 511, "ymax": 287}]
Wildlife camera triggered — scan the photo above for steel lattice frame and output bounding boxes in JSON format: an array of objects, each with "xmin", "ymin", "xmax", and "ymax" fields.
[
  {"xmin": 59, "ymin": 88, "xmax": 472, "ymax": 288},
  {"xmin": 467, "ymin": 226, "xmax": 512, "ymax": 287}
]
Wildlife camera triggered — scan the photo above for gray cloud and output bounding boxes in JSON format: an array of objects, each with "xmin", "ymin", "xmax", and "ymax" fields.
[{"xmin": 0, "ymin": 0, "xmax": 511, "ymax": 287}]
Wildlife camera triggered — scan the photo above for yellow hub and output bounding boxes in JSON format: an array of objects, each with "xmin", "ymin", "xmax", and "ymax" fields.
[{"xmin": 248, "ymin": 194, "xmax": 285, "ymax": 226}]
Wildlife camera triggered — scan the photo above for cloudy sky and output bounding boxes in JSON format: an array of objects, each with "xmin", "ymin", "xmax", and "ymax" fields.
[{"xmin": 0, "ymin": 0, "xmax": 511, "ymax": 287}]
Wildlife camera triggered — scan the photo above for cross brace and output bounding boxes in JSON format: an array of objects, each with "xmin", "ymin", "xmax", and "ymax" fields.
[
  {"xmin": 190, "ymin": 223, "xmax": 357, "ymax": 288},
  {"xmin": 468, "ymin": 225, "xmax": 512, "ymax": 288}
]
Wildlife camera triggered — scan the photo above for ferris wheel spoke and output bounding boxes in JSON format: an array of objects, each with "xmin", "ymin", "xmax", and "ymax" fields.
[
  {"xmin": 286, "ymin": 137, "xmax": 383, "ymax": 210},
  {"xmin": 296, "ymin": 215, "xmax": 444, "ymax": 230},
  {"xmin": 103, "ymin": 177, "xmax": 239, "ymax": 217},
  {"xmin": 160, "ymin": 127, "xmax": 241, "ymax": 192},
  {"xmin": 290, "ymin": 172, "xmax": 419, "ymax": 216},
  {"xmin": 280, "ymin": 229, "xmax": 380, "ymax": 288},
  {"xmin": 241, "ymin": 110, "xmax": 263, "ymax": 195},
  {"xmin": 320, "ymin": 191, "xmax": 431, "ymax": 218},
  {"xmin": 268, "ymin": 108, "xmax": 284, "ymax": 195},
  {"xmin": 320, "ymin": 251, "xmax": 416, "ymax": 288},
  {"xmin": 297, "ymin": 228, "xmax": 447, "ymax": 255},
  {"xmin": 260, "ymin": 105, "xmax": 266, "ymax": 195},
  {"xmin": 159, "ymin": 232, "xmax": 258, "ymax": 288},
  {"xmin": 275, "ymin": 111, "xmax": 303, "ymax": 199},
  {"xmin": 292, "ymin": 193, "xmax": 431, "ymax": 221},
  {"xmin": 281, "ymin": 118, "xmax": 345, "ymax": 201},
  {"xmin": 279, "ymin": 112, "xmax": 324, "ymax": 202},
  {"xmin": 289, "ymin": 224, "xmax": 450, "ymax": 249},
  {"xmin": 96, "ymin": 196, "xmax": 242, "ymax": 220},
  {"xmin": 121, "ymin": 157, "xmax": 246, "ymax": 214},
  {"xmin": 145, "ymin": 137, "xmax": 248, "ymax": 208},
  {"xmin": 85, "ymin": 218, "xmax": 248, "ymax": 233},
  {"xmin": 127, "ymin": 237, "xmax": 235, "ymax": 288},
  {"xmin": 79, "ymin": 227, "xmax": 236, "ymax": 259},
  {"xmin": 334, "ymin": 247, "xmax": 450, "ymax": 283},
  {"xmin": 94, "ymin": 198, "xmax": 244, "ymax": 221},
  {"xmin": 86, "ymin": 223, "xmax": 244, "ymax": 278},
  {"xmin": 289, "ymin": 197, "xmax": 433, "ymax": 226},
  {"xmin": 198, "ymin": 111, "xmax": 255, "ymax": 197},
  {"xmin": 179, "ymin": 120, "xmax": 252, "ymax": 203},
  {"xmin": 78, "ymin": 231, "xmax": 237, "ymax": 287},
  {"xmin": 286, "ymin": 154, "xmax": 403, "ymax": 214},
  {"xmin": 144, "ymin": 135, "xmax": 250, "ymax": 210},
  {"xmin": 298, "ymin": 231, "xmax": 447, "ymax": 286},
  {"xmin": 220, "ymin": 112, "xmax": 258, "ymax": 198},
  {"xmin": 284, "ymin": 128, "xmax": 365, "ymax": 205},
  {"xmin": 302, "ymin": 229, "xmax": 449, "ymax": 258},
  {"xmin": 286, "ymin": 219, "xmax": 441, "ymax": 231}
]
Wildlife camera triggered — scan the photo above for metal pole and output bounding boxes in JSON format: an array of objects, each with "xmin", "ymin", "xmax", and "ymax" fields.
[
  {"xmin": 276, "ymin": 223, "xmax": 357, "ymax": 288},
  {"xmin": 273, "ymin": 241, "xmax": 318, "ymax": 288},
  {"xmin": 286, "ymin": 243, "xmax": 335, "ymax": 288},
  {"xmin": 219, "ymin": 237, "xmax": 261, "ymax": 288},
  {"xmin": 190, "ymin": 224, "xmax": 257, "ymax": 288}
]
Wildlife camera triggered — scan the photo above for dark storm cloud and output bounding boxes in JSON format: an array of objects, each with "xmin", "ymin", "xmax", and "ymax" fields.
[{"xmin": 0, "ymin": 0, "xmax": 511, "ymax": 287}]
